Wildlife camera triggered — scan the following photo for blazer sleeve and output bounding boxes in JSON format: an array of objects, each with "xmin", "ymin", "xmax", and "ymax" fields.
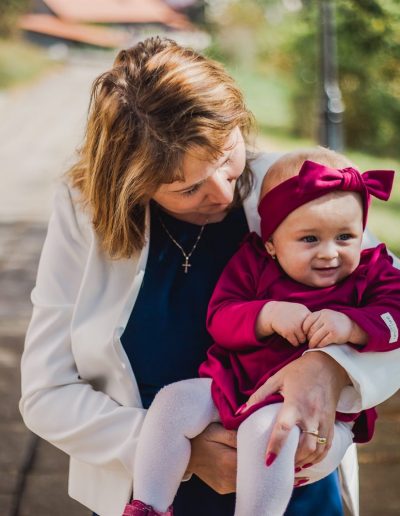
[
  {"xmin": 206, "ymin": 235, "xmax": 271, "ymax": 351},
  {"xmin": 19, "ymin": 182, "xmax": 145, "ymax": 477}
]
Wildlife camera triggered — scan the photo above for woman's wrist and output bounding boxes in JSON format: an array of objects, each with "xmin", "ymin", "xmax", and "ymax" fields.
[{"xmin": 302, "ymin": 349, "xmax": 351, "ymax": 391}]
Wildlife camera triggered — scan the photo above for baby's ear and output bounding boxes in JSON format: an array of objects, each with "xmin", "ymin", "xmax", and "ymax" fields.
[{"xmin": 264, "ymin": 239, "xmax": 276, "ymax": 258}]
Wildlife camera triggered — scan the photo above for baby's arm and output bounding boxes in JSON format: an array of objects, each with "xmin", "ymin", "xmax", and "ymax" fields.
[
  {"xmin": 207, "ymin": 235, "xmax": 273, "ymax": 351},
  {"xmin": 255, "ymin": 301, "xmax": 310, "ymax": 347},
  {"xmin": 208, "ymin": 234, "xmax": 310, "ymax": 350}
]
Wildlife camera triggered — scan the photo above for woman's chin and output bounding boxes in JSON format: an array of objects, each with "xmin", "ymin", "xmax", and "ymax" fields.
[{"xmin": 203, "ymin": 203, "xmax": 231, "ymax": 214}]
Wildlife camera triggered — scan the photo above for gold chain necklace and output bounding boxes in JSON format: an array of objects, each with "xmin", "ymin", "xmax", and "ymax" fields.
[{"xmin": 158, "ymin": 215, "xmax": 208, "ymax": 273}]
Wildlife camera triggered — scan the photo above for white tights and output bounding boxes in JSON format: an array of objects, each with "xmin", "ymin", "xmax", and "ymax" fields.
[{"xmin": 133, "ymin": 378, "xmax": 353, "ymax": 516}]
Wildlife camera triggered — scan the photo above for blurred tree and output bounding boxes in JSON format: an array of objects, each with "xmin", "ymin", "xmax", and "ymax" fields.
[
  {"xmin": 208, "ymin": 0, "xmax": 400, "ymax": 157},
  {"xmin": 0, "ymin": 0, "xmax": 30, "ymax": 37},
  {"xmin": 287, "ymin": 0, "xmax": 400, "ymax": 156}
]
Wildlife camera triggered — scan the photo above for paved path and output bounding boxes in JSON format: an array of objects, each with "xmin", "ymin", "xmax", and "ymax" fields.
[
  {"xmin": 0, "ymin": 55, "xmax": 111, "ymax": 516},
  {"xmin": 0, "ymin": 53, "xmax": 114, "ymax": 223},
  {"xmin": 0, "ymin": 54, "xmax": 399, "ymax": 516}
]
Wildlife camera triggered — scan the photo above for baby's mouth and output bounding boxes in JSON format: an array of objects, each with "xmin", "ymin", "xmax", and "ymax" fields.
[{"xmin": 313, "ymin": 266, "xmax": 339, "ymax": 273}]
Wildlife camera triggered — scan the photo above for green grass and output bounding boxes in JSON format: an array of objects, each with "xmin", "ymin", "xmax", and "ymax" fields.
[
  {"xmin": 227, "ymin": 65, "xmax": 292, "ymax": 131},
  {"xmin": 0, "ymin": 38, "xmax": 55, "ymax": 89},
  {"xmin": 258, "ymin": 131, "xmax": 400, "ymax": 256},
  {"xmin": 347, "ymin": 151, "xmax": 400, "ymax": 256}
]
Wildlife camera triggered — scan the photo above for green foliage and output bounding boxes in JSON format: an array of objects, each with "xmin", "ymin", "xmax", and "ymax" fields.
[
  {"xmin": 287, "ymin": 0, "xmax": 400, "ymax": 157},
  {"xmin": 209, "ymin": 0, "xmax": 400, "ymax": 158},
  {"xmin": 0, "ymin": 0, "xmax": 30, "ymax": 37},
  {"xmin": 0, "ymin": 39, "xmax": 53, "ymax": 89}
]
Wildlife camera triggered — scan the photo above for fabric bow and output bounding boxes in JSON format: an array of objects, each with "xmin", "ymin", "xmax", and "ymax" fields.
[{"xmin": 258, "ymin": 160, "xmax": 395, "ymax": 242}]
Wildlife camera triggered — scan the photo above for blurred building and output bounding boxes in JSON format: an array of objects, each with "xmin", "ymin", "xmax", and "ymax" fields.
[
  {"xmin": 165, "ymin": 0, "xmax": 207, "ymax": 24},
  {"xmin": 18, "ymin": 0, "xmax": 204, "ymax": 49}
]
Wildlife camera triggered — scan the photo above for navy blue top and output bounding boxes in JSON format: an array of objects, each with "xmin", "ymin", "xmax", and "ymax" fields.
[
  {"xmin": 122, "ymin": 202, "xmax": 249, "ymax": 409},
  {"xmin": 120, "ymin": 202, "xmax": 343, "ymax": 516}
]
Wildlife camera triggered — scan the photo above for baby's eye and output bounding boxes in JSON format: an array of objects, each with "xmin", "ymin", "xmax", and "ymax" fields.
[
  {"xmin": 302, "ymin": 235, "xmax": 317, "ymax": 243},
  {"xmin": 181, "ymin": 184, "xmax": 201, "ymax": 196},
  {"xmin": 337, "ymin": 233, "xmax": 352, "ymax": 241}
]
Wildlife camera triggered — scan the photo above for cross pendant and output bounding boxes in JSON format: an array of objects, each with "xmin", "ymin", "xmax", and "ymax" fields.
[{"xmin": 182, "ymin": 258, "xmax": 191, "ymax": 273}]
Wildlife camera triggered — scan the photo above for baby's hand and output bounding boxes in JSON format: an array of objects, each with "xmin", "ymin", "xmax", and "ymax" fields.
[
  {"xmin": 302, "ymin": 309, "xmax": 354, "ymax": 348},
  {"xmin": 257, "ymin": 301, "xmax": 311, "ymax": 347}
]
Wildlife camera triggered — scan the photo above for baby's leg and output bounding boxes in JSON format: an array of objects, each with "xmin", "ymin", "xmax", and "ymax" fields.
[
  {"xmin": 133, "ymin": 378, "xmax": 219, "ymax": 513},
  {"xmin": 235, "ymin": 404, "xmax": 354, "ymax": 516},
  {"xmin": 298, "ymin": 421, "xmax": 354, "ymax": 485},
  {"xmin": 235, "ymin": 403, "xmax": 299, "ymax": 516}
]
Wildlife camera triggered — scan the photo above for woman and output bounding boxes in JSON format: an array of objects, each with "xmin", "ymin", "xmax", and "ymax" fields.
[{"xmin": 19, "ymin": 37, "xmax": 400, "ymax": 516}]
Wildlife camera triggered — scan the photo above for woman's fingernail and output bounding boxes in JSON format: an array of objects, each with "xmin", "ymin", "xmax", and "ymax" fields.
[
  {"xmin": 303, "ymin": 463, "xmax": 313, "ymax": 468},
  {"xmin": 235, "ymin": 403, "xmax": 247, "ymax": 416},
  {"xmin": 294, "ymin": 478, "xmax": 310, "ymax": 487},
  {"xmin": 295, "ymin": 466, "xmax": 302, "ymax": 473},
  {"xmin": 265, "ymin": 452, "xmax": 277, "ymax": 467}
]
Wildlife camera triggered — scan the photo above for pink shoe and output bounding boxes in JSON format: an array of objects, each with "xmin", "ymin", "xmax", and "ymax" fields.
[{"xmin": 122, "ymin": 499, "xmax": 174, "ymax": 516}]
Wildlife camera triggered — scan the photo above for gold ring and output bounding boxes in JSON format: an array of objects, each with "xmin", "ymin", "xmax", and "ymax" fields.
[
  {"xmin": 317, "ymin": 437, "xmax": 327, "ymax": 445},
  {"xmin": 301, "ymin": 429, "xmax": 319, "ymax": 438}
]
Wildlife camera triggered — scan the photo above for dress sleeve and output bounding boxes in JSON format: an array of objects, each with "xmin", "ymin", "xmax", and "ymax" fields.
[
  {"xmin": 305, "ymin": 244, "xmax": 400, "ymax": 412},
  {"xmin": 206, "ymin": 234, "xmax": 271, "ymax": 351},
  {"xmin": 341, "ymin": 246, "xmax": 400, "ymax": 352},
  {"xmin": 19, "ymin": 182, "xmax": 145, "ymax": 477}
]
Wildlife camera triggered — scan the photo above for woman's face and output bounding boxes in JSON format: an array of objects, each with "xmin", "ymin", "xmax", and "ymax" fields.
[{"xmin": 152, "ymin": 127, "xmax": 247, "ymax": 224}]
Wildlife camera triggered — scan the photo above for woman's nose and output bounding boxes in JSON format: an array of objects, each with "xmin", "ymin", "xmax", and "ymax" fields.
[{"xmin": 206, "ymin": 173, "xmax": 234, "ymax": 204}]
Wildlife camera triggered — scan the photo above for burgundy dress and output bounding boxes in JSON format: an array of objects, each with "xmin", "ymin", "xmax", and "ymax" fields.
[{"xmin": 199, "ymin": 233, "xmax": 400, "ymax": 443}]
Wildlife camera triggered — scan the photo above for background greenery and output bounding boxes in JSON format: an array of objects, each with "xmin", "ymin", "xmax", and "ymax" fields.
[
  {"xmin": 206, "ymin": 0, "xmax": 400, "ymax": 254},
  {"xmin": 1, "ymin": 0, "xmax": 399, "ymax": 252},
  {"xmin": 0, "ymin": 0, "xmax": 29, "ymax": 37},
  {"xmin": 207, "ymin": 0, "xmax": 400, "ymax": 158}
]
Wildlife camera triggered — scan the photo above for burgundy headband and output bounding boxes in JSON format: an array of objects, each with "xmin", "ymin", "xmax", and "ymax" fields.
[{"xmin": 258, "ymin": 160, "xmax": 394, "ymax": 242}]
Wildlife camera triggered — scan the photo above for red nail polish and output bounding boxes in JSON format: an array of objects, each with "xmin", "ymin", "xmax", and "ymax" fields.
[
  {"xmin": 303, "ymin": 463, "xmax": 313, "ymax": 469},
  {"xmin": 235, "ymin": 403, "xmax": 247, "ymax": 416},
  {"xmin": 296, "ymin": 478, "xmax": 309, "ymax": 486},
  {"xmin": 295, "ymin": 466, "xmax": 302, "ymax": 473},
  {"xmin": 265, "ymin": 452, "xmax": 277, "ymax": 467}
]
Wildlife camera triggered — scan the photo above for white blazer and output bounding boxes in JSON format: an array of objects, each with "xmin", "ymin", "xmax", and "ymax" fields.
[{"xmin": 20, "ymin": 153, "xmax": 400, "ymax": 516}]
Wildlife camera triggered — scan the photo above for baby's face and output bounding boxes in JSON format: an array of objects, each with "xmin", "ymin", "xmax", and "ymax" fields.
[{"xmin": 265, "ymin": 192, "xmax": 364, "ymax": 288}]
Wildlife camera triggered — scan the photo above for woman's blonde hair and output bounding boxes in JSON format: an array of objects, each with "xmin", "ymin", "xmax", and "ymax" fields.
[{"xmin": 68, "ymin": 37, "xmax": 254, "ymax": 259}]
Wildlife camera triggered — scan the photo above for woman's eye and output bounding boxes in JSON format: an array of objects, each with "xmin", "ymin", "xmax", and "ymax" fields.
[
  {"xmin": 302, "ymin": 235, "xmax": 317, "ymax": 243},
  {"xmin": 338, "ymin": 233, "xmax": 352, "ymax": 241},
  {"xmin": 181, "ymin": 184, "xmax": 201, "ymax": 196}
]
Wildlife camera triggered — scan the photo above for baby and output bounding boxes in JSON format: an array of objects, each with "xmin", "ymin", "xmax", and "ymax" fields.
[{"xmin": 124, "ymin": 147, "xmax": 400, "ymax": 516}]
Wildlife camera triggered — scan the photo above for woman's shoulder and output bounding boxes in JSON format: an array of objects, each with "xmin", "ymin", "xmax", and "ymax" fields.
[
  {"xmin": 53, "ymin": 180, "xmax": 93, "ymax": 244},
  {"xmin": 248, "ymin": 151, "xmax": 283, "ymax": 180}
]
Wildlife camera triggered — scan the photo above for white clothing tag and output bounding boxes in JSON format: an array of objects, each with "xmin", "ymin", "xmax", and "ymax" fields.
[{"xmin": 380, "ymin": 312, "xmax": 398, "ymax": 344}]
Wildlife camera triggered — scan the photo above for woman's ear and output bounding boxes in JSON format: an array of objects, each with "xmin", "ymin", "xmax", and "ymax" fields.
[{"xmin": 265, "ymin": 239, "xmax": 276, "ymax": 259}]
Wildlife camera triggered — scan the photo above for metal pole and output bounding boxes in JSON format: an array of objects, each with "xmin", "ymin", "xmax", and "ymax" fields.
[{"xmin": 319, "ymin": 0, "xmax": 344, "ymax": 151}]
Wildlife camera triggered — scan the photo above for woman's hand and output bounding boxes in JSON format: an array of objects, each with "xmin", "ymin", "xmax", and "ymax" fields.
[
  {"xmin": 242, "ymin": 351, "xmax": 350, "ymax": 469},
  {"xmin": 186, "ymin": 422, "xmax": 237, "ymax": 494}
]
